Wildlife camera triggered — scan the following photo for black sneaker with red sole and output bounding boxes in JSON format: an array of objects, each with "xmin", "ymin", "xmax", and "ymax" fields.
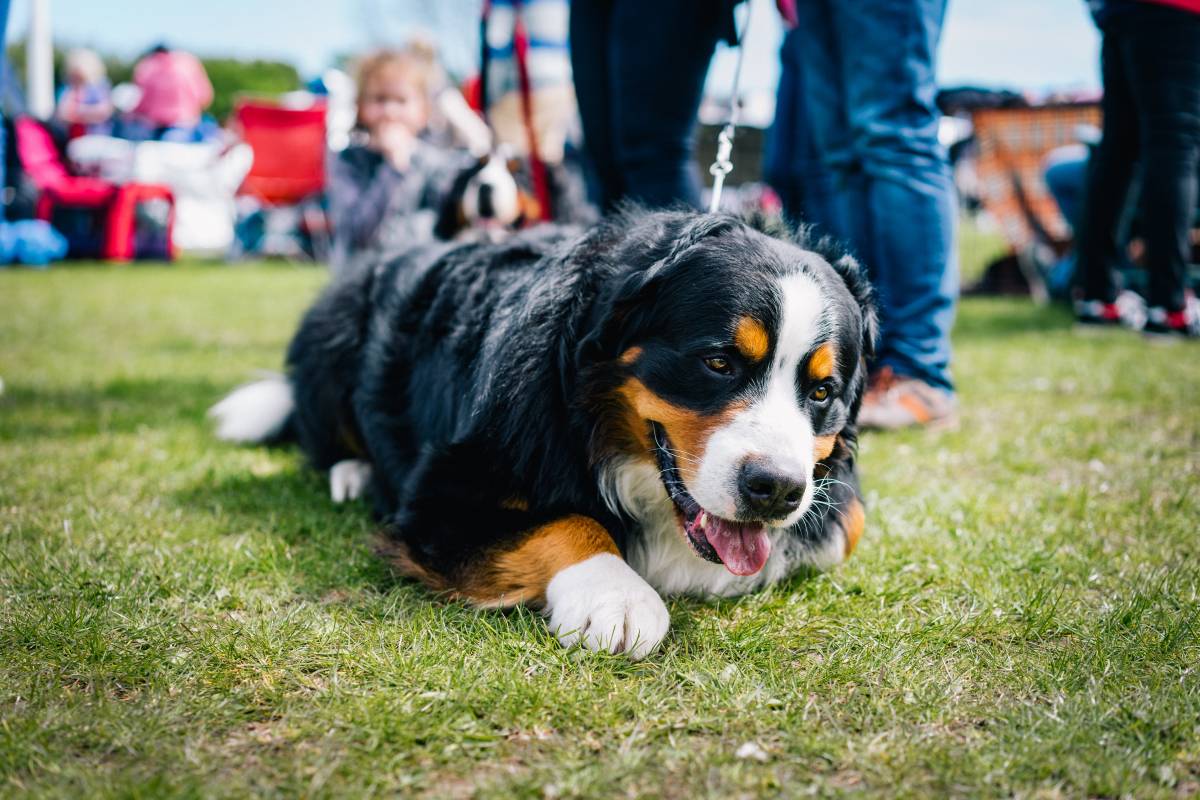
[
  {"xmin": 1074, "ymin": 290, "xmax": 1147, "ymax": 330},
  {"xmin": 1144, "ymin": 295, "xmax": 1200, "ymax": 339}
]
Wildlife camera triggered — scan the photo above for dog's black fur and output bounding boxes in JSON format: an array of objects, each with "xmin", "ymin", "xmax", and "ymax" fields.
[{"xmin": 282, "ymin": 209, "xmax": 874, "ymax": 594}]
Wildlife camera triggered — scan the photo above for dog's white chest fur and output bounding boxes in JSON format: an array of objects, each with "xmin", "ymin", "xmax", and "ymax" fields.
[{"xmin": 601, "ymin": 459, "xmax": 844, "ymax": 598}]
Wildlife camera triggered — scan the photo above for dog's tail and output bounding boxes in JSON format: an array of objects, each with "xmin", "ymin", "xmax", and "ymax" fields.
[{"xmin": 209, "ymin": 373, "xmax": 295, "ymax": 444}]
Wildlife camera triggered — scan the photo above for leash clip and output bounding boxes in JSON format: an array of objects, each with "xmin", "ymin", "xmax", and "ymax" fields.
[
  {"xmin": 705, "ymin": 2, "xmax": 753, "ymax": 214},
  {"xmin": 707, "ymin": 122, "xmax": 736, "ymax": 214}
]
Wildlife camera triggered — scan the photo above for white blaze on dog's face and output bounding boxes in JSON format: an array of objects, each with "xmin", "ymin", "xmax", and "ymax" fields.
[
  {"xmin": 689, "ymin": 271, "xmax": 826, "ymax": 531},
  {"xmin": 596, "ymin": 224, "xmax": 870, "ymax": 587},
  {"xmin": 461, "ymin": 152, "xmax": 521, "ymax": 231}
]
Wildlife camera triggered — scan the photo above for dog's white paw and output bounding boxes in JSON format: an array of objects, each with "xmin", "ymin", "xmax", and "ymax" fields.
[
  {"xmin": 545, "ymin": 553, "xmax": 670, "ymax": 660},
  {"xmin": 329, "ymin": 459, "xmax": 372, "ymax": 503}
]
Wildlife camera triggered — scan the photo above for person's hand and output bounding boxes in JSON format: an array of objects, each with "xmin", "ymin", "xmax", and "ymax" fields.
[
  {"xmin": 370, "ymin": 122, "xmax": 417, "ymax": 171},
  {"xmin": 78, "ymin": 101, "xmax": 113, "ymax": 125},
  {"xmin": 57, "ymin": 93, "xmax": 81, "ymax": 124}
]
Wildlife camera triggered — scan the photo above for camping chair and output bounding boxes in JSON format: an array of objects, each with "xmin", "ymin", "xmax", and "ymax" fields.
[
  {"xmin": 231, "ymin": 99, "xmax": 329, "ymax": 261},
  {"xmin": 15, "ymin": 116, "xmax": 175, "ymax": 261}
]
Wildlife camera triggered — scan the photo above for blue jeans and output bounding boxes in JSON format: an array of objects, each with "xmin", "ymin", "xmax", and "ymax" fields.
[
  {"xmin": 570, "ymin": 0, "xmax": 733, "ymax": 211},
  {"xmin": 763, "ymin": 29, "xmax": 821, "ymax": 222},
  {"xmin": 1045, "ymin": 154, "xmax": 1088, "ymax": 233},
  {"xmin": 772, "ymin": 0, "xmax": 958, "ymax": 391},
  {"xmin": 1044, "ymin": 152, "xmax": 1090, "ymax": 300}
]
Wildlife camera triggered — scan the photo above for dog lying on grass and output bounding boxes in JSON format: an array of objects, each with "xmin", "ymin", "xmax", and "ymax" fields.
[{"xmin": 211, "ymin": 209, "xmax": 876, "ymax": 658}]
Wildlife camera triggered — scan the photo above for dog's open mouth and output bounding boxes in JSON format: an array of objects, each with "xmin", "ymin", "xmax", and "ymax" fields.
[{"xmin": 650, "ymin": 423, "xmax": 771, "ymax": 576}]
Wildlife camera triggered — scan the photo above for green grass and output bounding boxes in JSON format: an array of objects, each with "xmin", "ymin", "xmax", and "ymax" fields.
[
  {"xmin": 957, "ymin": 214, "xmax": 1009, "ymax": 287},
  {"xmin": 1, "ymin": 260, "xmax": 1198, "ymax": 799}
]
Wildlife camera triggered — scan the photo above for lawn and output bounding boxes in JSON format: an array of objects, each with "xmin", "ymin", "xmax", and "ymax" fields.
[{"xmin": 1, "ymin": 258, "xmax": 1198, "ymax": 799}]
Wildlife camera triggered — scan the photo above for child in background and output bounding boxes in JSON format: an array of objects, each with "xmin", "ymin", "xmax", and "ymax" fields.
[
  {"xmin": 55, "ymin": 49, "xmax": 113, "ymax": 138},
  {"xmin": 327, "ymin": 48, "xmax": 462, "ymax": 274}
]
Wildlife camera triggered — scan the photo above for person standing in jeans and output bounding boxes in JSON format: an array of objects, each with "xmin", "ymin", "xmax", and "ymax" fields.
[
  {"xmin": 770, "ymin": 0, "xmax": 959, "ymax": 430},
  {"xmin": 570, "ymin": 0, "xmax": 738, "ymax": 211},
  {"xmin": 1074, "ymin": 0, "xmax": 1200, "ymax": 338}
]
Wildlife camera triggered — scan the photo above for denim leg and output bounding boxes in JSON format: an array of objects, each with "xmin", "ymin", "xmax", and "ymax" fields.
[
  {"xmin": 1042, "ymin": 155, "xmax": 1089, "ymax": 297},
  {"xmin": 1075, "ymin": 33, "xmax": 1139, "ymax": 305},
  {"xmin": 1123, "ymin": 7, "xmax": 1200, "ymax": 311},
  {"xmin": 833, "ymin": 0, "xmax": 957, "ymax": 391},
  {"xmin": 863, "ymin": 173, "xmax": 957, "ymax": 390},
  {"xmin": 790, "ymin": 1, "xmax": 867, "ymax": 250},
  {"xmin": 764, "ymin": 29, "xmax": 807, "ymax": 224},
  {"xmin": 608, "ymin": 0, "xmax": 726, "ymax": 210},
  {"xmin": 1044, "ymin": 155, "xmax": 1089, "ymax": 233},
  {"xmin": 570, "ymin": 0, "xmax": 624, "ymax": 210}
]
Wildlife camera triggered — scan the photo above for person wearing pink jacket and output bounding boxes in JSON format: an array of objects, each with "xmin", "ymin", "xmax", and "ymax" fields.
[{"xmin": 127, "ymin": 45, "xmax": 213, "ymax": 140}]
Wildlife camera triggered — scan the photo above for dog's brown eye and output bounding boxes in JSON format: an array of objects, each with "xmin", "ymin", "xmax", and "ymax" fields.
[
  {"xmin": 703, "ymin": 356, "xmax": 734, "ymax": 376},
  {"xmin": 810, "ymin": 385, "xmax": 830, "ymax": 402}
]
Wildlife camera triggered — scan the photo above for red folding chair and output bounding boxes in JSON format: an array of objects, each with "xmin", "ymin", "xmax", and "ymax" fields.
[
  {"xmin": 231, "ymin": 99, "xmax": 329, "ymax": 259},
  {"xmin": 232, "ymin": 99, "xmax": 327, "ymax": 205},
  {"xmin": 15, "ymin": 116, "xmax": 175, "ymax": 262}
]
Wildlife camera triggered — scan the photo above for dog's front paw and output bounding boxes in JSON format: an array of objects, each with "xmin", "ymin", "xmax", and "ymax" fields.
[
  {"xmin": 544, "ymin": 553, "xmax": 670, "ymax": 659},
  {"xmin": 330, "ymin": 459, "xmax": 372, "ymax": 503}
]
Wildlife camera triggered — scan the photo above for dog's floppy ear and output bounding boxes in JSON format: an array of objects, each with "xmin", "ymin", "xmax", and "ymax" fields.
[
  {"xmin": 610, "ymin": 214, "xmax": 739, "ymax": 307},
  {"xmin": 830, "ymin": 252, "xmax": 878, "ymax": 359},
  {"xmin": 572, "ymin": 214, "xmax": 738, "ymax": 369}
]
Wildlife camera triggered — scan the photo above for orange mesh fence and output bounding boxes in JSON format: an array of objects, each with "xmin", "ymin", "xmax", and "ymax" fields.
[{"xmin": 971, "ymin": 104, "xmax": 1101, "ymax": 252}]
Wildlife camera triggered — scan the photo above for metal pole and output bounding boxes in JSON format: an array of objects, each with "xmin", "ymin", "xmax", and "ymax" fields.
[
  {"xmin": 1, "ymin": 0, "xmax": 12, "ymax": 224},
  {"xmin": 27, "ymin": 0, "xmax": 54, "ymax": 120}
]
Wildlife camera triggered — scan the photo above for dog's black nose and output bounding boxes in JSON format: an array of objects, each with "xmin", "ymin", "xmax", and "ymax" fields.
[
  {"xmin": 738, "ymin": 458, "xmax": 806, "ymax": 518},
  {"xmin": 477, "ymin": 183, "xmax": 495, "ymax": 218}
]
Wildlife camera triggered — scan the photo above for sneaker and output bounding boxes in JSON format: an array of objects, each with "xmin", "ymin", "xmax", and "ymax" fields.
[
  {"xmin": 1144, "ymin": 293, "xmax": 1200, "ymax": 339},
  {"xmin": 857, "ymin": 367, "xmax": 958, "ymax": 431},
  {"xmin": 1074, "ymin": 290, "xmax": 1147, "ymax": 330}
]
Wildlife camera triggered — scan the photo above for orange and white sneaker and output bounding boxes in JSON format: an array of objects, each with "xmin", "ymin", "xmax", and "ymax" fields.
[{"xmin": 857, "ymin": 367, "xmax": 958, "ymax": 431}]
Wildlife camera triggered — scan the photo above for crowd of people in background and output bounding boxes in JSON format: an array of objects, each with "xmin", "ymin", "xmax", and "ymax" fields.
[
  {"xmin": 326, "ymin": 0, "xmax": 1200, "ymax": 433},
  {"xmin": 54, "ymin": 44, "xmax": 217, "ymax": 143},
  {"xmin": 10, "ymin": 0, "xmax": 1199, "ymax": 409},
  {"xmin": 322, "ymin": 0, "xmax": 967, "ymax": 429}
]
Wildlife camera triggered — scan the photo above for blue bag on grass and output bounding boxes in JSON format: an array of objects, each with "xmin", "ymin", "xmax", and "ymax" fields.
[{"xmin": 0, "ymin": 220, "xmax": 70, "ymax": 268}]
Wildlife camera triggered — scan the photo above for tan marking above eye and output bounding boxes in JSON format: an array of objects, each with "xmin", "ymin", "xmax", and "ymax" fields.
[
  {"xmin": 619, "ymin": 346, "xmax": 643, "ymax": 366},
  {"xmin": 807, "ymin": 342, "xmax": 837, "ymax": 382},
  {"xmin": 734, "ymin": 316, "xmax": 770, "ymax": 363}
]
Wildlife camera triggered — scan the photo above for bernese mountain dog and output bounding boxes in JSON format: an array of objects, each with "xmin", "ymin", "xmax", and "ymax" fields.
[
  {"xmin": 434, "ymin": 151, "xmax": 528, "ymax": 241},
  {"xmin": 434, "ymin": 149, "xmax": 595, "ymax": 241},
  {"xmin": 210, "ymin": 210, "xmax": 876, "ymax": 659}
]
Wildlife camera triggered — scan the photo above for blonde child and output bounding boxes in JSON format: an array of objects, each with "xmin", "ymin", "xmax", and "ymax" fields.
[
  {"xmin": 55, "ymin": 49, "xmax": 114, "ymax": 137},
  {"xmin": 327, "ymin": 48, "xmax": 461, "ymax": 273}
]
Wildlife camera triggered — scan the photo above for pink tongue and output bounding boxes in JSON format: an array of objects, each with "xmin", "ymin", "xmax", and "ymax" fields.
[{"xmin": 705, "ymin": 518, "xmax": 771, "ymax": 576}]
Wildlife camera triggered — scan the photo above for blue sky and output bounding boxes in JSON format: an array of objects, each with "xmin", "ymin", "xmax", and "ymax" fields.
[{"xmin": 5, "ymin": 0, "xmax": 1100, "ymax": 94}]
